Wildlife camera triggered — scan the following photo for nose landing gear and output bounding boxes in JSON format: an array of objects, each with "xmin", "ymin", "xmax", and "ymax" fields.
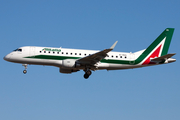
[{"xmin": 22, "ymin": 64, "xmax": 28, "ymax": 74}]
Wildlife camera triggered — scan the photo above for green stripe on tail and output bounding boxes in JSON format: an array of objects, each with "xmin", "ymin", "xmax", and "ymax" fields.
[{"xmin": 135, "ymin": 28, "xmax": 174, "ymax": 64}]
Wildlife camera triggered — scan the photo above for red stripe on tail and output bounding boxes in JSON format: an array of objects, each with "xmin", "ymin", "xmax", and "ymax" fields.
[{"xmin": 142, "ymin": 45, "xmax": 162, "ymax": 65}]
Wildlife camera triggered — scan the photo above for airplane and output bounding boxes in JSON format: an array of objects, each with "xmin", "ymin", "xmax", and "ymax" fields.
[{"xmin": 4, "ymin": 28, "xmax": 176, "ymax": 79}]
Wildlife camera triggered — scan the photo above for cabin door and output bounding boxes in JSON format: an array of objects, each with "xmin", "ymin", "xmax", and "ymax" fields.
[{"xmin": 29, "ymin": 47, "xmax": 35, "ymax": 57}]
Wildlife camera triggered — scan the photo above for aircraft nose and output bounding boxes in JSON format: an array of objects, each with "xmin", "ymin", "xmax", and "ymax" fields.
[{"xmin": 3, "ymin": 54, "xmax": 11, "ymax": 61}]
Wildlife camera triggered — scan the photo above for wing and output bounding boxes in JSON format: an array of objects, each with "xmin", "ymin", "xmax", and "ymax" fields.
[{"xmin": 77, "ymin": 41, "xmax": 118, "ymax": 65}]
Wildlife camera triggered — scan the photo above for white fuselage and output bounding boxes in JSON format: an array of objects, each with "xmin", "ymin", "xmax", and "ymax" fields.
[{"xmin": 4, "ymin": 46, "xmax": 144, "ymax": 71}]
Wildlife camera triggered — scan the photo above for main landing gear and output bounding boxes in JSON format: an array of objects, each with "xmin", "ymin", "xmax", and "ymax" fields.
[
  {"xmin": 22, "ymin": 64, "xmax": 28, "ymax": 74},
  {"xmin": 84, "ymin": 69, "xmax": 92, "ymax": 79}
]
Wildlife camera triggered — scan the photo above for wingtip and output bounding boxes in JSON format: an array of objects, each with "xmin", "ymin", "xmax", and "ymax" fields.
[{"xmin": 110, "ymin": 41, "xmax": 118, "ymax": 49}]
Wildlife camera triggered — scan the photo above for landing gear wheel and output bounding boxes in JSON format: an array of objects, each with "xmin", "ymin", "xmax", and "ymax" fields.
[
  {"xmin": 22, "ymin": 64, "xmax": 28, "ymax": 74},
  {"xmin": 23, "ymin": 70, "xmax": 27, "ymax": 74},
  {"xmin": 84, "ymin": 74, "xmax": 89, "ymax": 79},
  {"xmin": 83, "ymin": 70, "xmax": 92, "ymax": 79},
  {"xmin": 86, "ymin": 70, "xmax": 92, "ymax": 76}
]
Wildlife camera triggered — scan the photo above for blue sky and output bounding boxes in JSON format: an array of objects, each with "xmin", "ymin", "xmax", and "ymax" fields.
[{"xmin": 1, "ymin": 0, "xmax": 180, "ymax": 120}]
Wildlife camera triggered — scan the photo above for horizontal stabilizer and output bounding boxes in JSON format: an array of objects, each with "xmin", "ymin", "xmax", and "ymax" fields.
[{"xmin": 151, "ymin": 53, "xmax": 176, "ymax": 62}]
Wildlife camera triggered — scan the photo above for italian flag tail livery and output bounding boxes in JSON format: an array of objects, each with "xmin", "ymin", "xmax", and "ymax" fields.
[{"xmin": 135, "ymin": 28, "xmax": 175, "ymax": 65}]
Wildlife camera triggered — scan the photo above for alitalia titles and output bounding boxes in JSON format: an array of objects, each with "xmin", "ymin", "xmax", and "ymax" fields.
[{"xmin": 42, "ymin": 48, "xmax": 61, "ymax": 52}]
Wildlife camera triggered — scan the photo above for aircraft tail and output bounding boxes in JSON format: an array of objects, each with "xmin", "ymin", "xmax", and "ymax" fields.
[{"xmin": 135, "ymin": 28, "xmax": 175, "ymax": 65}]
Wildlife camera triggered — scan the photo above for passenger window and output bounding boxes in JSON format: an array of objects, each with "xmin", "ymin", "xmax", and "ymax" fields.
[
  {"xmin": 57, "ymin": 52, "xmax": 59, "ymax": 54},
  {"xmin": 53, "ymin": 52, "xmax": 55, "ymax": 54},
  {"xmin": 40, "ymin": 51, "xmax": 42, "ymax": 53},
  {"xmin": 44, "ymin": 51, "xmax": 46, "ymax": 53},
  {"xmin": 62, "ymin": 52, "xmax": 64, "ymax": 54},
  {"xmin": 84, "ymin": 54, "xmax": 86, "ymax": 56},
  {"xmin": 116, "ymin": 56, "xmax": 118, "ymax": 58},
  {"xmin": 75, "ymin": 53, "xmax": 77, "ymax": 55},
  {"xmin": 79, "ymin": 53, "xmax": 81, "ymax": 55},
  {"xmin": 112, "ymin": 56, "xmax": 113, "ymax": 58},
  {"xmin": 66, "ymin": 52, "xmax": 68, "ymax": 55},
  {"xmin": 49, "ymin": 51, "xmax": 51, "ymax": 53},
  {"xmin": 71, "ymin": 53, "xmax": 72, "ymax": 55}
]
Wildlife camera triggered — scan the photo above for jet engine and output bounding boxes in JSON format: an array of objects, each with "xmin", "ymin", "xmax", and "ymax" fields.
[{"xmin": 62, "ymin": 59, "xmax": 80, "ymax": 68}]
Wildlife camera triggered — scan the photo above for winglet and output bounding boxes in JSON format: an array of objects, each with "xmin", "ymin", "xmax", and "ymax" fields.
[{"xmin": 110, "ymin": 41, "xmax": 118, "ymax": 50}]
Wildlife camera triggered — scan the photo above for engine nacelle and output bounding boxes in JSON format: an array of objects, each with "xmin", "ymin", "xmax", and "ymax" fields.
[{"xmin": 62, "ymin": 59, "xmax": 77, "ymax": 68}]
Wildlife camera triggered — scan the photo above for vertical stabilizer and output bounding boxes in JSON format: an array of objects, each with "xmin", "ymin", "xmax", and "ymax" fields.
[{"xmin": 135, "ymin": 28, "xmax": 174, "ymax": 65}]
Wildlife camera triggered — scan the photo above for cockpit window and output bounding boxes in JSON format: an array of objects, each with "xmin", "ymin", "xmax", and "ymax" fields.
[
  {"xmin": 18, "ymin": 49, "xmax": 22, "ymax": 52},
  {"xmin": 13, "ymin": 49, "xmax": 18, "ymax": 51},
  {"xmin": 14, "ymin": 48, "xmax": 22, "ymax": 52}
]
